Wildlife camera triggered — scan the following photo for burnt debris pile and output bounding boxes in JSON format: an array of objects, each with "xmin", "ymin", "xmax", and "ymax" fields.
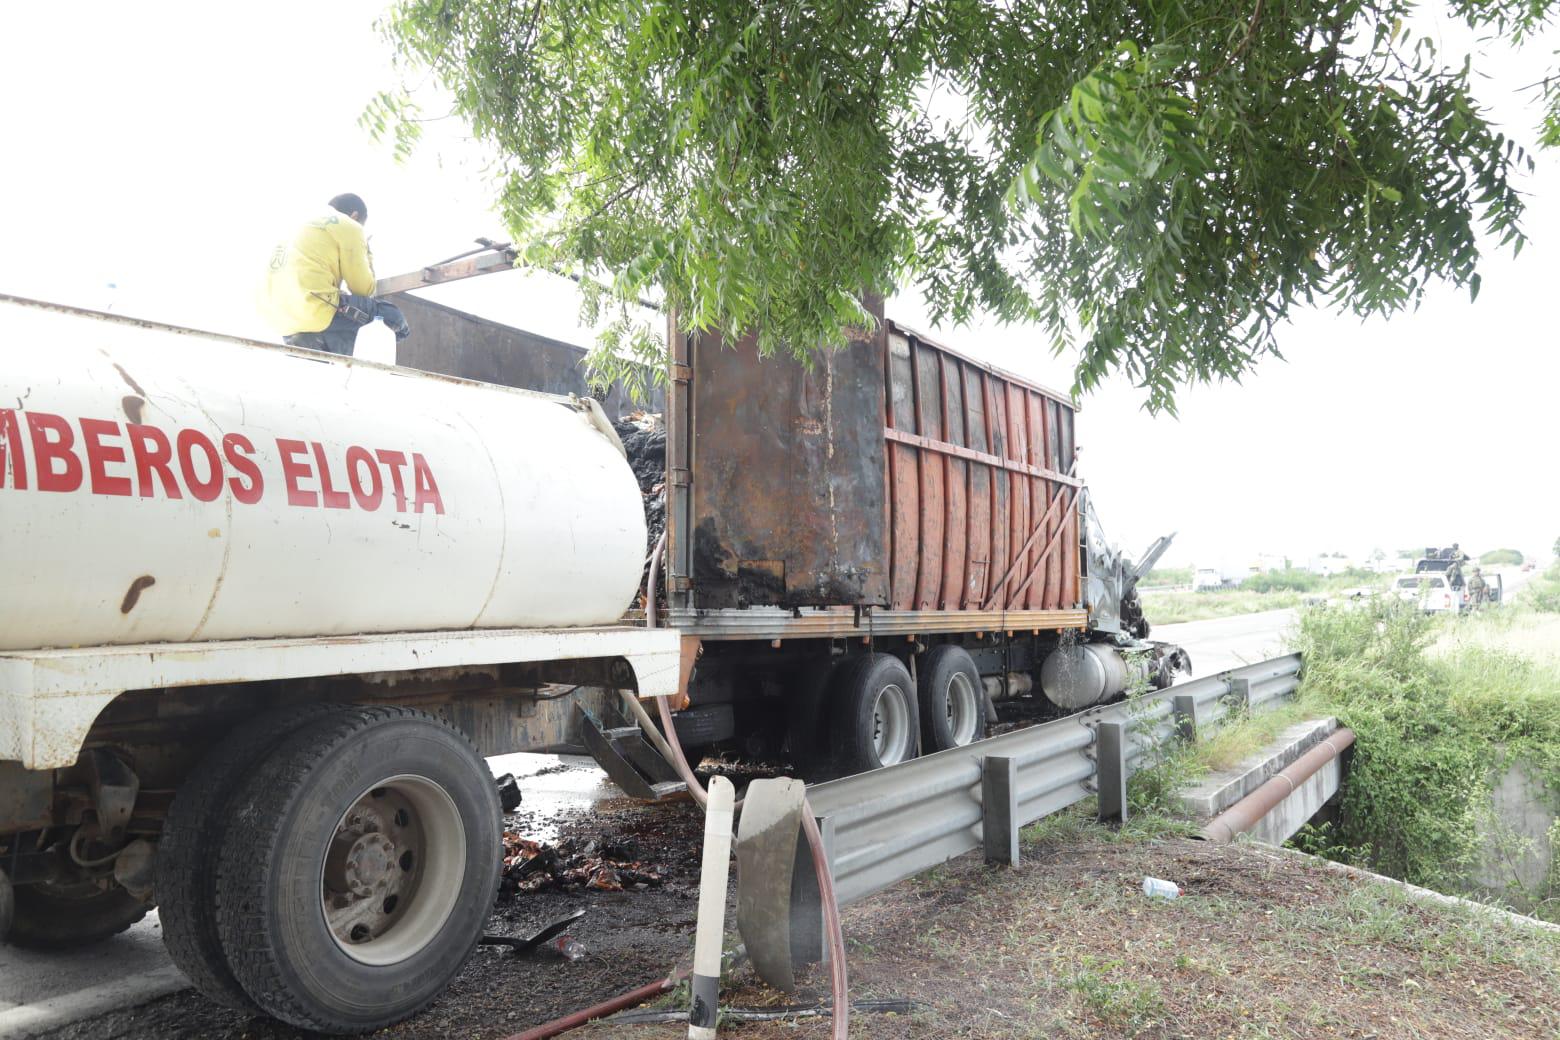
[
  {"xmin": 500, "ymin": 831, "xmax": 665, "ymax": 897},
  {"xmin": 613, "ymin": 412, "xmax": 666, "ymax": 600}
]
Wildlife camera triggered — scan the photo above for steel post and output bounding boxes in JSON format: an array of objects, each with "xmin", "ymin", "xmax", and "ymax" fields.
[
  {"xmin": 1096, "ymin": 721, "xmax": 1128, "ymax": 825},
  {"xmin": 981, "ymin": 756, "xmax": 1020, "ymax": 866}
]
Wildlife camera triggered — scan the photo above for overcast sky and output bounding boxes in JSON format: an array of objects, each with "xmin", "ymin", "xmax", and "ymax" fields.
[{"xmin": 2, "ymin": 2, "xmax": 1555, "ymax": 569}]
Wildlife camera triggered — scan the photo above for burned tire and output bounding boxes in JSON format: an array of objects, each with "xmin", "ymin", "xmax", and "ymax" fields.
[
  {"xmin": 829, "ymin": 653, "xmax": 919, "ymax": 775},
  {"xmin": 785, "ymin": 655, "xmax": 842, "ymax": 781},
  {"xmin": 213, "ymin": 706, "xmax": 501, "ymax": 1034},
  {"xmin": 5, "ymin": 879, "xmax": 148, "ymax": 950},
  {"xmin": 917, "ymin": 646, "xmax": 984, "ymax": 752},
  {"xmin": 158, "ymin": 702, "xmax": 350, "ymax": 1010}
]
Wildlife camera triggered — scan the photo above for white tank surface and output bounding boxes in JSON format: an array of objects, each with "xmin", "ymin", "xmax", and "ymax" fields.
[
  {"xmin": 1039, "ymin": 643, "xmax": 1150, "ymax": 710},
  {"xmin": 0, "ymin": 295, "xmax": 647, "ymax": 651}
]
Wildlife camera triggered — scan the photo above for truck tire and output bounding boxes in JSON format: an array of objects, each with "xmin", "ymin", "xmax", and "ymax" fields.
[
  {"xmin": 917, "ymin": 646, "xmax": 984, "ymax": 752},
  {"xmin": 157, "ymin": 702, "xmax": 351, "ymax": 1010},
  {"xmin": 5, "ymin": 879, "xmax": 148, "ymax": 950},
  {"xmin": 213, "ymin": 706, "xmax": 501, "ymax": 1034},
  {"xmin": 830, "ymin": 654, "xmax": 919, "ymax": 775},
  {"xmin": 785, "ymin": 655, "xmax": 841, "ymax": 781}
]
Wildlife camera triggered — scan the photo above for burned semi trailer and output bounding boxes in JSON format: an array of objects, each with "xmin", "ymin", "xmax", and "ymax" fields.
[{"xmin": 626, "ymin": 304, "xmax": 1184, "ymax": 781}]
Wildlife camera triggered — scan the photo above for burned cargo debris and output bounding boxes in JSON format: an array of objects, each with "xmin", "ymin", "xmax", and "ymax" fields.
[
  {"xmin": 499, "ymin": 832, "xmax": 665, "ymax": 896},
  {"xmin": 614, "ymin": 412, "xmax": 666, "ymax": 600}
]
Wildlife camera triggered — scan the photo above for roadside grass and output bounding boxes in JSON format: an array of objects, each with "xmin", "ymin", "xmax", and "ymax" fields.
[
  {"xmin": 1294, "ymin": 588, "xmax": 1560, "ymax": 916},
  {"xmin": 1142, "ymin": 570, "xmax": 1383, "ymax": 624},
  {"xmin": 582, "ymin": 824, "xmax": 1560, "ymax": 1040},
  {"xmin": 1141, "ymin": 588, "xmax": 1302, "ymax": 624}
]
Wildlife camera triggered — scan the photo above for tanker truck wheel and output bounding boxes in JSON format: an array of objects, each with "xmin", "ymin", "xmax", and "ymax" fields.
[
  {"xmin": 212, "ymin": 706, "xmax": 501, "ymax": 1034},
  {"xmin": 4, "ymin": 878, "xmax": 149, "ymax": 950},
  {"xmin": 917, "ymin": 646, "xmax": 984, "ymax": 752},
  {"xmin": 157, "ymin": 702, "xmax": 350, "ymax": 1010},
  {"xmin": 830, "ymin": 653, "xmax": 919, "ymax": 774}
]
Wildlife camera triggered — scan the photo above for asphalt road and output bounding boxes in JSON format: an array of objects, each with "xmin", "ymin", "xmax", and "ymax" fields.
[{"xmin": 1153, "ymin": 608, "xmax": 1299, "ymax": 678}]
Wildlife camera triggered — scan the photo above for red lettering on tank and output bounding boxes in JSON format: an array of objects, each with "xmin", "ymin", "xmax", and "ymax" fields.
[
  {"xmin": 223, "ymin": 433, "xmax": 263, "ymax": 505},
  {"xmin": 277, "ymin": 438, "xmax": 317, "ymax": 507},
  {"xmin": 311, "ymin": 442, "xmax": 350, "ymax": 509},
  {"xmin": 376, "ymin": 449, "xmax": 409, "ymax": 512},
  {"xmin": 0, "ymin": 408, "xmax": 29, "ymax": 490},
  {"xmin": 81, "ymin": 418, "xmax": 132, "ymax": 496},
  {"xmin": 128, "ymin": 424, "xmax": 181, "ymax": 498},
  {"xmin": 411, "ymin": 453, "xmax": 444, "ymax": 515},
  {"xmin": 27, "ymin": 413, "xmax": 83, "ymax": 493},
  {"xmin": 345, "ymin": 445, "xmax": 383, "ymax": 511},
  {"xmin": 176, "ymin": 430, "xmax": 224, "ymax": 502}
]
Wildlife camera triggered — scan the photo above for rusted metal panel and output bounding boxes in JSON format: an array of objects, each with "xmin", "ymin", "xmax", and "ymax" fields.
[
  {"xmin": 390, "ymin": 295, "xmax": 660, "ymax": 419},
  {"xmin": 688, "ymin": 314, "xmax": 889, "ymax": 610},
  {"xmin": 680, "ymin": 311, "xmax": 1079, "ymax": 625}
]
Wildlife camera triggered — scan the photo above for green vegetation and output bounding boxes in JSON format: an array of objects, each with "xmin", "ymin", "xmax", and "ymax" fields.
[
  {"xmin": 1480, "ymin": 548, "xmax": 1525, "ymax": 566},
  {"xmin": 377, "ymin": 0, "xmax": 1553, "ymax": 409},
  {"xmin": 1143, "ymin": 567, "xmax": 1383, "ymax": 624},
  {"xmin": 1140, "ymin": 566, "xmax": 1190, "ymax": 587},
  {"xmin": 1294, "ymin": 587, "xmax": 1560, "ymax": 919}
]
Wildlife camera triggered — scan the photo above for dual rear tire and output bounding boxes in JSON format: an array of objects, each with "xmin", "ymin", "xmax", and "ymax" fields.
[
  {"xmin": 789, "ymin": 646, "xmax": 986, "ymax": 780},
  {"xmin": 158, "ymin": 705, "xmax": 500, "ymax": 1034}
]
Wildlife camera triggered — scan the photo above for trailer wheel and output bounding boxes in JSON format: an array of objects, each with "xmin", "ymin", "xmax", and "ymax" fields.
[
  {"xmin": 4, "ymin": 879, "xmax": 148, "ymax": 950},
  {"xmin": 213, "ymin": 707, "xmax": 501, "ymax": 1034},
  {"xmin": 830, "ymin": 654, "xmax": 919, "ymax": 774},
  {"xmin": 918, "ymin": 646, "xmax": 984, "ymax": 752},
  {"xmin": 157, "ymin": 702, "xmax": 350, "ymax": 1010}
]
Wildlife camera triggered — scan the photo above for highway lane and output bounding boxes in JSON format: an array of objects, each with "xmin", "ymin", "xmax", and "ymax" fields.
[{"xmin": 1153, "ymin": 608, "xmax": 1299, "ymax": 678}]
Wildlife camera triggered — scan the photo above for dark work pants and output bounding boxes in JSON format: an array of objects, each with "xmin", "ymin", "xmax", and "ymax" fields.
[{"xmin": 284, "ymin": 293, "xmax": 408, "ymax": 357}]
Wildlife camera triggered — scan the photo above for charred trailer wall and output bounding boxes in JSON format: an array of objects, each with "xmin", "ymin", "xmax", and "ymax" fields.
[
  {"xmin": 677, "ymin": 308, "xmax": 890, "ymax": 609},
  {"xmin": 673, "ymin": 311, "xmax": 1082, "ymax": 616},
  {"xmin": 387, "ymin": 294, "xmax": 662, "ymax": 418}
]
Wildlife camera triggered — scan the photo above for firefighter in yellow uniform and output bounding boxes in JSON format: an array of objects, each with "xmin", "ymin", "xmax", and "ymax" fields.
[{"xmin": 261, "ymin": 193, "xmax": 410, "ymax": 356}]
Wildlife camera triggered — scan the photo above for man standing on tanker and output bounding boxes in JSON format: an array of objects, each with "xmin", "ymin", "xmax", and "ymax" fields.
[{"xmin": 261, "ymin": 193, "xmax": 411, "ymax": 356}]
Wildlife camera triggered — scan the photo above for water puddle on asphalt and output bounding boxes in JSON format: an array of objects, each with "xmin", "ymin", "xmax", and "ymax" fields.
[{"xmin": 487, "ymin": 752, "xmax": 622, "ymax": 843}]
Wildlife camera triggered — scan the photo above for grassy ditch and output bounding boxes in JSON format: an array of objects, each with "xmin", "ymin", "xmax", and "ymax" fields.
[
  {"xmin": 1141, "ymin": 568, "xmax": 1386, "ymax": 625},
  {"xmin": 1292, "ymin": 570, "xmax": 1560, "ymax": 919}
]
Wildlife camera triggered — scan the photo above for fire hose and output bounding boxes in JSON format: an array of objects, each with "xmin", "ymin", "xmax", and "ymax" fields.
[{"xmin": 508, "ymin": 533, "xmax": 849, "ymax": 1040}]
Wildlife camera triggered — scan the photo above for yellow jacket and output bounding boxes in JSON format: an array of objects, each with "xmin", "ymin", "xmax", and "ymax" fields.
[{"xmin": 259, "ymin": 211, "xmax": 377, "ymax": 335}]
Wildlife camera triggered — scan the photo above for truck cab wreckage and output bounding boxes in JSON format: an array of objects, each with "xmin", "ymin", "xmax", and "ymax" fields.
[{"xmin": 0, "ymin": 261, "xmax": 1184, "ymax": 1032}]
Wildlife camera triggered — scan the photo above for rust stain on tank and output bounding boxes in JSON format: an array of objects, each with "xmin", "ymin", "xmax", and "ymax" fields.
[
  {"xmin": 122, "ymin": 395, "xmax": 145, "ymax": 423},
  {"xmin": 120, "ymin": 575, "xmax": 156, "ymax": 614}
]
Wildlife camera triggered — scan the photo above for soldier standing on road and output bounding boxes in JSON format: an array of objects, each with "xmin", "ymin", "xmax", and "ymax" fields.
[
  {"xmin": 260, "ymin": 193, "xmax": 411, "ymax": 356},
  {"xmin": 1466, "ymin": 567, "xmax": 1488, "ymax": 608}
]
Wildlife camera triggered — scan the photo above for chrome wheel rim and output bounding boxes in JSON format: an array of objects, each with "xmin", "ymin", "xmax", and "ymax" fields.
[
  {"xmin": 871, "ymin": 683, "xmax": 912, "ymax": 766},
  {"xmin": 320, "ymin": 774, "xmax": 465, "ymax": 966}
]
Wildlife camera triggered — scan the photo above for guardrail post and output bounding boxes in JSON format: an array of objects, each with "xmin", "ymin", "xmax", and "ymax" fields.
[
  {"xmin": 982, "ymin": 756, "xmax": 1019, "ymax": 866},
  {"xmin": 1172, "ymin": 694, "xmax": 1198, "ymax": 743},
  {"xmin": 1226, "ymin": 677, "xmax": 1253, "ymax": 714},
  {"xmin": 1096, "ymin": 721, "xmax": 1128, "ymax": 825}
]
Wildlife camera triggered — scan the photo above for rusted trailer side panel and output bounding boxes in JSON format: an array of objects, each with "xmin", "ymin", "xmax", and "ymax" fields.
[
  {"xmin": 681, "ymin": 320, "xmax": 890, "ymax": 609},
  {"xmin": 881, "ymin": 324, "xmax": 1081, "ymax": 614},
  {"xmin": 678, "ymin": 315, "xmax": 1080, "ymax": 619}
]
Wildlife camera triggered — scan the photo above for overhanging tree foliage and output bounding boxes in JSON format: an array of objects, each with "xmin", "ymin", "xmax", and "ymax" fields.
[{"xmin": 374, "ymin": 0, "xmax": 1554, "ymax": 410}]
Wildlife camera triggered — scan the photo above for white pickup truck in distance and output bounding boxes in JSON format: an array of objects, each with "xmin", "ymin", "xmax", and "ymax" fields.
[{"xmin": 1392, "ymin": 573, "xmax": 1462, "ymax": 614}]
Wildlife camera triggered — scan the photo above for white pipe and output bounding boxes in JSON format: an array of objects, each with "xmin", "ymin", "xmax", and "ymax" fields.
[{"xmin": 688, "ymin": 775, "xmax": 736, "ymax": 1039}]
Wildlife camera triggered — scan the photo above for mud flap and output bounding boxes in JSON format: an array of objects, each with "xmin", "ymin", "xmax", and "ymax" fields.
[
  {"xmin": 576, "ymin": 706, "xmax": 686, "ymax": 802},
  {"xmin": 734, "ymin": 777, "xmax": 813, "ymax": 991}
]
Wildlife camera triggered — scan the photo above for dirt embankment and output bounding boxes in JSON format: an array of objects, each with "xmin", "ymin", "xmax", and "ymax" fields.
[{"xmin": 584, "ymin": 818, "xmax": 1560, "ymax": 1040}]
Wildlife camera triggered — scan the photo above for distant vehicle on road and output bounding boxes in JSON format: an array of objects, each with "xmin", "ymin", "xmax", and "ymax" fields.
[
  {"xmin": 1393, "ymin": 573, "xmax": 1462, "ymax": 614},
  {"xmin": 1193, "ymin": 567, "xmax": 1241, "ymax": 591}
]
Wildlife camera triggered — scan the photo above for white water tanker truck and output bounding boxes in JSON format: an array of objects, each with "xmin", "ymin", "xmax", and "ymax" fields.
[
  {"xmin": 0, "ymin": 294, "xmax": 680, "ymax": 1032},
  {"xmin": 0, "ymin": 287, "xmax": 1182, "ymax": 1032}
]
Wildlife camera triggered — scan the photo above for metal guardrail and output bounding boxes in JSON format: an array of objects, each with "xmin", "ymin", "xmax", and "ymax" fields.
[{"xmin": 805, "ymin": 653, "xmax": 1303, "ymax": 907}]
